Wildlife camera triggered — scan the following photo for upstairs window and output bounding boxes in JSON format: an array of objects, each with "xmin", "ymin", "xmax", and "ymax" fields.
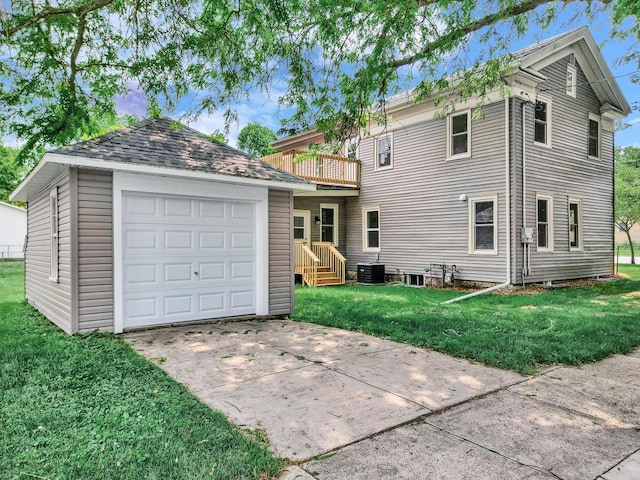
[
  {"xmin": 534, "ymin": 100, "xmax": 550, "ymax": 146},
  {"xmin": 376, "ymin": 135, "xmax": 392, "ymax": 169},
  {"xmin": 346, "ymin": 138, "xmax": 358, "ymax": 159},
  {"xmin": 49, "ymin": 188, "xmax": 59, "ymax": 282},
  {"xmin": 566, "ymin": 64, "xmax": 577, "ymax": 98},
  {"xmin": 447, "ymin": 111, "xmax": 471, "ymax": 159},
  {"xmin": 588, "ymin": 114, "xmax": 601, "ymax": 159}
]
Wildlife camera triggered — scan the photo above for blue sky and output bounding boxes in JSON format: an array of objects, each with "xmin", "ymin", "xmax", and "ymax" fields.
[{"xmin": 5, "ymin": 4, "xmax": 640, "ymax": 149}]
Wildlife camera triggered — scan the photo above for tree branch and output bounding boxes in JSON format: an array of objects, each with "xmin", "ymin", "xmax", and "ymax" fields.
[
  {"xmin": 390, "ymin": 0, "xmax": 556, "ymax": 69},
  {"xmin": 1, "ymin": 0, "xmax": 115, "ymax": 38}
]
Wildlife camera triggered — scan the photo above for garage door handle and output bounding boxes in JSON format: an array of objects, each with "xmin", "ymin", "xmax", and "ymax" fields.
[{"xmin": 194, "ymin": 271, "xmax": 199, "ymax": 276}]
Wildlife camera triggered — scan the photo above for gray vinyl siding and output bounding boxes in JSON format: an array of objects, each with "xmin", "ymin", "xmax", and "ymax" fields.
[
  {"xmin": 77, "ymin": 169, "xmax": 114, "ymax": 333},
  {"xmin": 269, "ymin": 189, "xmax": 294, "ymax": 316},
  {"xmin": 511, "ymin": 56, "xmax": 614, "ymax": 284},
  {"xmin": 346, "ymin": 101, "xmax": 509, "ymax": 282},
  {"xmin": 292, "ymin": 196, "xmax": 347, "ymax": 256},
  {"xmin": 25, "ymin": 170, "xmax": 73, "ymax": 333}
]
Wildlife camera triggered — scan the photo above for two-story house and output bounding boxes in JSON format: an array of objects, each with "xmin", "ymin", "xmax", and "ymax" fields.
[{"xmin": 262, "ymin": 27, "xmax": 630, "ymax": 287}]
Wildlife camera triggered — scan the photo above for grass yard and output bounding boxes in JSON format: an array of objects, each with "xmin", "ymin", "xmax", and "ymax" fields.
[
  {"xmin": 293, "ymin": 265, "xmax": 640, "ymax": 374},
  {"xmin": 0, "ymin": 262, "xmax": 284, "ymax": 480}
]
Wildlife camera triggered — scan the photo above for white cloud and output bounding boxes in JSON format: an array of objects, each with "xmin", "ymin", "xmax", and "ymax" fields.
[
  {"xmin": 115, "ymin": 81, "xmax": 148, "ymax": 117},
  {"xmin": 628, "ymin": 117, "xmax": 640, "ymax": 125}
]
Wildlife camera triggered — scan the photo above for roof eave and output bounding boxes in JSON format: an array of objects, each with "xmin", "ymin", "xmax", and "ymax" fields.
[{"xmin": 11, "ymin": 152, "xmax": 315, "ymax": 202}]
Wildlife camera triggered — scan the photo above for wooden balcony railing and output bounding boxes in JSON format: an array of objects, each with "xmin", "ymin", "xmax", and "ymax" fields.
[{"xmin": 261, "ymin": 149, "xmax": 360, "ymax": 187}]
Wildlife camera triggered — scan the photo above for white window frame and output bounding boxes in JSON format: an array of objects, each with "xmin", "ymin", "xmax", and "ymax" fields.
[
  {"xmin": 533, "ymin": 96, "xmax": 552, "ymax": 148},
  {"xmin": 566, "ymin": 64, "xmax": 577, "ymax": 98},
  {"xmin": 49, "ymin": 187, "xmax": 59, "ymax": 282},
  {"xmin": 345, "ymin": 138, "xmax": 359, "ymax": 159},
  {"xmin": 375, "ymin": 134, "xmax": 393, "ymax": 171},
  {"xmin": 320, "ymin": 203, "xmax": 339, "ymax": 246},
  {"xmin": 406, "ymin": 274, "xmax": 425, "ymax": 287},
  {"xmin": 568, "ymin": 198, "xmax": 583, "ymax": 251},
  {"xmin": 469, "ymin": 195, "xmax": 498, "ymax": 255},
  {"xmin": 362, "ymin": 206, "xmax": 380, "ymax": 253},
  {"xmin": 588, "ymin": 113, "xmax": 601, "ymax": 160},
  {"xmin": 536, "ymin": 194, "xmax": 554, "ymax": 252},
  {"xmin": 446, "ymin": 109, "xmax": 472, "ymax": 160},
  {"xmin": 293, "ymin": 209, "xmax": 311, "ymax": 244}
]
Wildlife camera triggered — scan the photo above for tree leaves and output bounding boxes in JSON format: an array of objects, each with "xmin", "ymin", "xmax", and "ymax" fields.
[{"xmin": 0, "ymin": 0, "xmax": 638, "ymax": 155}]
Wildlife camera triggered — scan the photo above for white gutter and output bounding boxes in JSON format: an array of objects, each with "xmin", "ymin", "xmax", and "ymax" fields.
[{"xmin": 442, "ymin": 96, "xmax": 512, "ymax": 304}]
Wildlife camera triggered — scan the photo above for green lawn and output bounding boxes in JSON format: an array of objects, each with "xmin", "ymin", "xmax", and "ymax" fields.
[
  {"xmin": 0, "ymin": 262, "xmax": 284, "ymax": 480},
  {"xmin": 293, "ymin": 265, "xmax": 640, "ymax": 374}
]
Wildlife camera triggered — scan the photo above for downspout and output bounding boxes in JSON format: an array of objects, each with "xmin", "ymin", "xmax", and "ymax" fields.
[
  {"xmin": 521, "ymin": 98, "xmax": 531, "ymax": 283},
  {"xmin": 442, "ymin": 96, "xmax": 512, "ymax": 304}
]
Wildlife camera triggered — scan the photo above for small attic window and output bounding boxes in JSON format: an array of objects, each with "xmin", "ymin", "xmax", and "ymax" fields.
[{"xmin": 566, "ymin": 64, "xmax": 577, "ymax": 98}]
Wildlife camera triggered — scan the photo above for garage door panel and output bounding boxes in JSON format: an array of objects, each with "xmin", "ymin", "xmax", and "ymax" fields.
[
  {"xmin": 122, "ymin": 192, "xmax": 257, "ymax": 329},
  {"xmin": 164, "ymin": 230, "xmax": 194, "ymax": 250},
  {"xmin": 199, "ymin": 199, "xmax": 225, "ymax": 218},
  {"xmin": 164, "ymin": 197, "xmax": 194, "ymax": 217},
  {"xmin": 125, "ymin": 194, "xmax": 158, "ymax": 217}
]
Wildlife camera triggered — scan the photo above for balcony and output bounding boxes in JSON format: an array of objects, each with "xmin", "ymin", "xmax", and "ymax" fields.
[{"xmin": 261, "ymin": 149, "xmax": 360, "ymax": 188}]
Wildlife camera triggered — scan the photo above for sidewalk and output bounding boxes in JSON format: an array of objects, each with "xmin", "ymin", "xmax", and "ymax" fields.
[{"xmin": 301, "ymin": 350, "xmax": 640, "ymax": 480}]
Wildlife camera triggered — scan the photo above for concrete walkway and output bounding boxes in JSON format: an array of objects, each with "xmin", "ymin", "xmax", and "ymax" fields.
[{"xmin": 125, "ymin": 320, "xmax": 640, "ymax": 479}]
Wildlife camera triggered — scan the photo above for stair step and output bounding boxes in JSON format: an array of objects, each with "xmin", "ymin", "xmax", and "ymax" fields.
[
  {"xmin": 318, "ymin": 267, "xmax": 332, "ymax": 273},
  {"xmin": 317, "ymin": 276, "xmax": 344, "ymax": 285}
]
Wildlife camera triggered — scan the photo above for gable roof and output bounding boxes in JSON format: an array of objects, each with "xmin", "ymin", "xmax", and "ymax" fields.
[{"xmin": 11, "ymin": 116, "xmax": 314, "ymax": 201}]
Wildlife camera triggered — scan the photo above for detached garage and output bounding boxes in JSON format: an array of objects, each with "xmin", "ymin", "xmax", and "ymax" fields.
[{"xmin": 10, "ymin": 116, "xmax": 314, "ymax": 334}]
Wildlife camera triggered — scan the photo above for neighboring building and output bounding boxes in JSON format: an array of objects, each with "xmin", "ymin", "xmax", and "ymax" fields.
[
  {"xmin": 265, "ymin": 27, "xmax": 630, "ymax": 286},
  {"xmin": 10, "ymin": 117, "xmax": 314, "ymax": 334},
  {"xmin": 0, "ymin": 201, "xmax": 27, "ymax": 259}
]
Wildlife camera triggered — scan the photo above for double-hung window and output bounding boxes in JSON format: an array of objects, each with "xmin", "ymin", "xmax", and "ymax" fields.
[
  {"xmin": 588, "ymin": 114, "xmax": 601, "ymax": 159},
  {"xmin": 346, "ymin": 138, "xmax": 358, "ymax": 159},
  {"xmin": 569, "ymin": 199, "xmax": 582, "ymax": 250},
  {"xmin": 447, "ymin": 110, "xmax": 471, "ymax": 159},
  {"xmin": 362, "ymin": 206, "xmax": 380, "ymax": 252},
  {"xmin": 376, "ymin": 135, "xmax": 392, "ymax": 169},
  {"xmin": 534, "ymin": 99, "xmax": 551, "ymax": 146},
  {"xmin": 49, "ymin": 188, "xmax": 59, "ymax": 281},
  {"xmin": 469, "ymin": 196, "xmax": 497, "ymax": 254},
  {"xmin": 536, "ymin": 195, "xmax": 554, "ymax": 251}
]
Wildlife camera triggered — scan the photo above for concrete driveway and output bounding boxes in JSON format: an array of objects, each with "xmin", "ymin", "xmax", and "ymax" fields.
[{"xmin": 124, "ymin": 320, "xmax": 640, "ymax": 479}]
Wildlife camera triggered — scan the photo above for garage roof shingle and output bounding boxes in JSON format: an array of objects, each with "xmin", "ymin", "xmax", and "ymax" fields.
[{"xmin": 52, "ymin": 116, "xmax": 309, "ymax": 185}]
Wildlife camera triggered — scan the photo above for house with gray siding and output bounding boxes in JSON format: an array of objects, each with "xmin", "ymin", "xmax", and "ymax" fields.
[
  {"xmin": 11, "ymin": 117, "xmax": 314, "ymax": 334},
  {"xmin": 264, "ymin": 27, "xmax": 630, "ymax": 287}
]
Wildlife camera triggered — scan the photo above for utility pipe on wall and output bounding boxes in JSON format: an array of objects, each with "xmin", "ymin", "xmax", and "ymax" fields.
[{"xmin": 442, "ymin": 96, "xmax": 513, "ymax": 304}]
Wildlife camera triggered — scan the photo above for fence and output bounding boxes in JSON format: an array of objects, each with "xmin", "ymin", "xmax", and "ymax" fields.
[{"xmin": 1, "ymin": 245, "xmax": 25, "ymax": 260}]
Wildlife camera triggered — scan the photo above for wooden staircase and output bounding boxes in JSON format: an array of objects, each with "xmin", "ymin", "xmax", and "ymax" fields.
[
  {"xmin": 295, "ymin": 242, "xmax": 346, "ymax": 287},
  {"xmin": 316, "ymin": 266, "xmax": 343, "ymax": 286}
]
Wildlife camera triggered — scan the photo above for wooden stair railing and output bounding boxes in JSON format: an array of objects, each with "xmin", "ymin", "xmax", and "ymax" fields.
[
  {"xmin": 294, "ymin": 242, "xmax": 320, "ymax": 286},
  {"xmin": 311, "ymin": 242, "xmax": 346, "ymax": 286}
]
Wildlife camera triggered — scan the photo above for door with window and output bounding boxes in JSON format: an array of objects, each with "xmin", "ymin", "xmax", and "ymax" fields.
[
  {"xmin": 293, "ymin": 210, "xmax": 311, "ymax": 246},
  {"xmin": 320, "ymin": 204, "xmax": 338, "ymax": 245}
]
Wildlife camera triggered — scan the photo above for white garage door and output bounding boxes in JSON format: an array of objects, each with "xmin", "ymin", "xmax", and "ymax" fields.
[{"xmin": 122, "ymin": 192, "xmax": 256, "ymax": 328}]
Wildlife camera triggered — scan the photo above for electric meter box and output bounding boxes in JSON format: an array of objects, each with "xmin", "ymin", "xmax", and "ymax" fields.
[{"xmin": 521, "ymin": 227, "xmax": 534, "ymax": 244}]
